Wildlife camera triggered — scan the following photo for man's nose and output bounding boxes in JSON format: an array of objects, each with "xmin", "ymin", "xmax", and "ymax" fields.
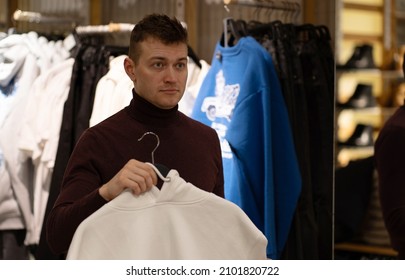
[{"xmin": 163, "ymin": 67, "xmax": 177, "ymax": 83}]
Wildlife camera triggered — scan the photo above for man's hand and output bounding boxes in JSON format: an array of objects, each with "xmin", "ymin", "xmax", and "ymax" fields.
[{"xmin": 99, "ymin": 159, "xmax": 158, "ymax": 201}]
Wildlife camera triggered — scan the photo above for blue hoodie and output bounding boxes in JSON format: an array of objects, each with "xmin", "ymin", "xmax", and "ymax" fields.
[{"xmin": 192, "ymin": 36, "xmax": 301, "ymax": 259}]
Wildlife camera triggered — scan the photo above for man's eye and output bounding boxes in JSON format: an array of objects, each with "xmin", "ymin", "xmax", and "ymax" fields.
[
  {"xmin": 154, "ymin": 62, "xmax": 164, "ymax": 68},
  {"xmin": 176, "ymin": 63, "xmax": 186, "ymax": 70}
]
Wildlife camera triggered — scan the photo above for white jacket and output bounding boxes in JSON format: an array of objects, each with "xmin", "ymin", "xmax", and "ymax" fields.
[
  {"xmin": 178, "ymin": 59, "xmax": 210, "ymax": 116},
  {"xmin": 17, "ymin": 58, "xmax": 74, "ymax": 244},
  {"xmin": 67, "ymin": 168, "xmax": 267, "ymax": 260},
  {"xmin": 89, "ymin": 55, "xmax": 133, "ymax": 127},
  {"xmin": 0, "ymin": 32, "xmax": 73, "ymax": 245},
  {"xmin": 0, "ymin": 52, "xmax": 39, "ymax": 241}
]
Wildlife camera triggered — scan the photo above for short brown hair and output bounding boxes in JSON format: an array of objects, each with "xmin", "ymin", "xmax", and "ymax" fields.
[{"xmin": 128, "ymin": 13, "xmax": 188, "ymax": 62}]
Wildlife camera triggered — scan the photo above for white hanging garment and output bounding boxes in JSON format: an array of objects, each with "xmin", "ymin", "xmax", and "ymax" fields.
[{"xmin": 67, "ymin": 167, "xmax": 267, "ymax": 260}]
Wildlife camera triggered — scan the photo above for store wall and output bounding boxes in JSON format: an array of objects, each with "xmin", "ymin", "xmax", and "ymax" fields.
[{"xmin": 0, "ymin": 0, "xmax": 7, "ymax": 30}]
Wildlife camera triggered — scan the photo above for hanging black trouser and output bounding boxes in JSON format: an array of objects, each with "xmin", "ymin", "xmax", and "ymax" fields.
[
  {"xmin": 298, "ymin": 25, "xmax": 334, "ymax": 260},
  {"xmin": 272, "ymin": 22, "xmax": 319, "ymax": 260},
  {"xmin": 253, "ymin": 21, "xmax": 334, "ymax": 260}
]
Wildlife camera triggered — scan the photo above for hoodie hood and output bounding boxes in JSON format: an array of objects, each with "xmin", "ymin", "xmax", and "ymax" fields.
[{"xmin": 0, "ymin": 44, "xmax": 29, "ymax": 87}]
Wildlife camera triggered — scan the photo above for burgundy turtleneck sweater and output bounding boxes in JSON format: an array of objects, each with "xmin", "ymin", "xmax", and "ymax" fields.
[
  {"xmin": 46, "ymin": 91, "xmax": 224, "ymax": 255},
  {"xmin": 375, "ymin": 105, "xmax": 405, "ymax": 259}
]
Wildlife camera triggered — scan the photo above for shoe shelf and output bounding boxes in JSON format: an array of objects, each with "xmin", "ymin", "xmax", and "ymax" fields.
[
  {"xmin": 343, "ymin": 2, "xmax": 383, "ymax": 12},
  {"xmin": 341, "ymin": 0, "xmax": 383, "ymax": 42},
  {"xmin": 336, "ymin": 75, "xmax": 382, "ymax": 168},
  {"xmin": 343, "ymin": 34, "xmax": 383, "ymax": 41},
  {"xmin": 336, "ymin": 67, "xmax": 403, "ymax": 160},
  {"xmin": 334, "ymin": 242, "xmax": 398, "ymax": 258},
  {"xmin": 337, "ymin": 107, "xmax": 382, "ymax": 128},
  {"xmin": 335, "ymin": 0, "xmax": 402, "ymax": 258},
  {"xmin": 336, "ymin": 68, "xmax": 403, "ymax": 78},
  {"xmin": 336, "ymin": 146, "xmax": 374, "ymax": 168},
  {"xmin": 336, "ymin": 71, "xmax": 401, "ymax": 168}
]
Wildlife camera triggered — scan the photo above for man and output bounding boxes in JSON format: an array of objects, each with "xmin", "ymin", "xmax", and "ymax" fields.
[
  {"xmin": 46, "ymin": 14, "xmax": 224, "ymax": 256},
  {"xmin": 374, "ymin": 54, "xmax": 405, "ymax": 259}
]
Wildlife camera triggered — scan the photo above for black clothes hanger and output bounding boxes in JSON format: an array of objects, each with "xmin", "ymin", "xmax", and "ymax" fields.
[
  {"xmin": 137, "ymin": 131, "xmax": 170, "ymax": 178},
  {"xmin": 316, "ymin": 25, "xmax": 331, "ymax": 41},
  {"xmin": 104, "ymin": 45, "xmax": 129, "ymax": 57},
  {"xmin": 221, "ymin": 17, "xmax": 244, "ymax": 47},
  {"xmin": 235, "ymin": 19, "xmax": 249, "ymax": 37},
  {"xmin": 296, "ymin": 23, "xmax": 318, "ymax": 40},
  {"xmin": 247, "ymin": 21, "xmax": 274, "ymax": 41}
]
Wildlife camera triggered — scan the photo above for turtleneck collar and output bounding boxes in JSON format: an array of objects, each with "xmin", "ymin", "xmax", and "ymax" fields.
[{"xmin": 126, "ymin": 89, "xmax": 180, "ymax": 127}]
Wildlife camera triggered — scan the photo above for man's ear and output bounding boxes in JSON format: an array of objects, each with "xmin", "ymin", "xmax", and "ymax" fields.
[{"xmin": 124, "ymin": 57, "xmax": 136, "ymax": 81}]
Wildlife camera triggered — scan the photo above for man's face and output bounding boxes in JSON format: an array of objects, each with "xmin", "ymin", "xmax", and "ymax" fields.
[{"xmin": 125, "ymin": 37, "xmax": 188, "ymax": 109}]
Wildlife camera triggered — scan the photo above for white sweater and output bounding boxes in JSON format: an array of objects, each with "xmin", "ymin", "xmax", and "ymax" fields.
[
  {"xmin": 0, "ymin": 52, "xmax": 39, "ymax": 240},
  {"xmin": 0, "ymin": 32, "xmax": 74, "ymax": 245},
  {"xmin": 89, "ymin": 55, "xmax": 133, "ymax": 127},
  {"xmin": 67, "ymin": 169, "xmax": 267, "ymax": 260},
  {"xmin": 17, "ymin": 58, "xmax": 74, "ymax": 244}
]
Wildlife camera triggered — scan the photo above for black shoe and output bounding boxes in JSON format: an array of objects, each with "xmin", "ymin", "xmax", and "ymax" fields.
[
  {"xmin": 337, "ymin": 44, "xmax": 377, "ymax": 69},
  {"xmin": 337, "ymin": 83, "xmax": 377, "ymax": 109},
  {"xmin": 338, "ymin": 124, "xmax": 374, "ymax": 147}
]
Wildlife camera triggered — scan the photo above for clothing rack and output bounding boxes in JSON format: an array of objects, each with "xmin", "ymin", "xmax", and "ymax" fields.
[
  {"xmin": 222, "ymin": 0, "xmax": 302, "ymax": 47},
  {"xmin": 12, "ymin": 9, "xmax": 80, "ymax": 25},
  {"xmin": 75, "ymin": 21, "xmax": 187, "ymax": 35},
  {"xmin": 75, "ymin": 23, "xmax": 135, "ymax": 34},
  {"xmin": 224, "ymin": 0, "xmax": 301, "ymax": 13},
  {"xmin": 224, "ymin": 0, "xmax": 301, "ymax": 23},
  {"xmin": 72, "ymin": 23, "xmax": 134, "ymax": 51},
  {"xmin": 11, "ymin": 9, "xmax": 82, "ymax": 36}
]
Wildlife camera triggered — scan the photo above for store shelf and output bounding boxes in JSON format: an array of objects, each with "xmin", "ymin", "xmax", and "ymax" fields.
[
  {"xmin": 335, "ymin": 0, "xmax": 403, "ymax": 260},
  {"xmin": 344, "ymin": 3, "xmax": 383, "ymax": 12},
  {"xmin": 337, "ymin": 107, "xmax": 382, "ymax": 126},
  {"xmin": 335, "ymin": 242, "xmax": 398, "ymax": 257},
  {"xmin": 337, "ymin": 146, "xmax": 374, "ymax": 167},
  {"xmin": 343, "ymin": 34, "xmax": 382, "ymax": 41},
  {"xmin": 337, "ymin": 68, "xmax": 403, "ymax": 78}
]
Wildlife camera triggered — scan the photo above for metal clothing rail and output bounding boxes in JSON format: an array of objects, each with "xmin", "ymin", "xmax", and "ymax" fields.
[
  {"xmin": 224, "ymin": 0, "xmax": 301, "ymax": 13},
  {"xmin": 74, "ymin": 21, "xmax": 187, "ymax": 34},
  {"xmin": 75, "ymin": 23, "xmax": 135, "ymax": 34},
  {"xmin": 223, "ymin": 0, "xmax": 301, "ymax": 25},
  {"xmin": 12, "ymin": 9, "xmax": 80, "ymax": 25}
]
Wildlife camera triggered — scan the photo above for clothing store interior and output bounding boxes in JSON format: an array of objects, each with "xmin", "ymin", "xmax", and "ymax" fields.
[{"xmin": 0, "ymin": 0, "xmax": 403, "ymax": 260}]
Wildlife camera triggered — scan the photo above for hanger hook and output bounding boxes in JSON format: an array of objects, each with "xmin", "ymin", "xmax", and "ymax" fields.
[
  {"xmin": 224, "ymin": 0, "xmax": 231, "ymax": 13},
  {"xmin": 138, "ymin": 131, "xmax": 160, "ymax": 165}
]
